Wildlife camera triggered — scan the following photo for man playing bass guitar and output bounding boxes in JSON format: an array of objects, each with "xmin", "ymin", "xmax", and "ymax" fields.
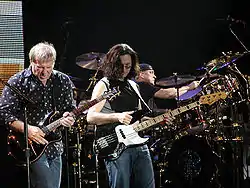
[{"xmin": 87, "ymin": 43, "xmax": 173, "ymax": 188}]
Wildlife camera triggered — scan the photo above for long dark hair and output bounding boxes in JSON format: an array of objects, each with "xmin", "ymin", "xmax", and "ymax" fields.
[{"xmin": 102, "ymin": 44, "xmax": 140, "ymax": 80}]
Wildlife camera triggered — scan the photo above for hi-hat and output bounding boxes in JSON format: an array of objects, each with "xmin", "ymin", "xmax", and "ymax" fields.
[
  {"xmin": 76, "ymin": 52, "xmax": 106, "ymax": 70},
  {"xmin": 156, "ymin": 75, "xmax": 196, "ymax": 87}
]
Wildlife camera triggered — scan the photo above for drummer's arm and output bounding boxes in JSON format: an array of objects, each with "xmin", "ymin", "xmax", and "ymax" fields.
[{"xmin": 154, "ymin": 81, "xmax": 199, "ymax": 99}]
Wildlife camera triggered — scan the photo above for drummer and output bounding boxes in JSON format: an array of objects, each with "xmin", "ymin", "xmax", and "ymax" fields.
[{"xmin": 135, "ymin": 63, "xmax": 200, "ymax": 116}]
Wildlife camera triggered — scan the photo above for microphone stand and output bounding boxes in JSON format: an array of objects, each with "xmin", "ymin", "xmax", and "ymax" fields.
[
  {"xmin": 228, "ymin": 25, "xmax": 250, "ymax": 101},
  {"xmin": 228, "ymin": 22, "xmax": 249, "ymax": 187},
  {"xmin": 93, "ymin": 125, "xmax": 100, "ymax": 188},
  {"xmin": 229, "ymin": 25, "xmax": 249, "ymax": 53},
  {"xmin": 0, "ymin": 78, "xmax": 36, "ymax": 188},
  {"xmin": 173, "ymin": 72, "xmax": 180, "ymax": 107}
]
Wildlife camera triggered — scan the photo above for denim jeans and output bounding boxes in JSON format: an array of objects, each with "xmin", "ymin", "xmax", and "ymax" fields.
[
  {"xmin": 30, "ymin": 154, "xmax": 62, "ymax": 188},
  {"xmin": 105, "ymin": 144, "xmax": 155, "ymax": 188}
]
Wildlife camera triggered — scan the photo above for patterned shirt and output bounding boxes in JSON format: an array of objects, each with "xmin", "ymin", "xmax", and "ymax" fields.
[{"xmin": 0, "ymin": 68, "xmax": 75, "ymax": 159}]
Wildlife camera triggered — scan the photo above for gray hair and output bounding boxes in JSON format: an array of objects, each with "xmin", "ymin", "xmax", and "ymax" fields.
[{"xmin": 29, "ymin": 42, "xmax": 56, "ymax": 63}]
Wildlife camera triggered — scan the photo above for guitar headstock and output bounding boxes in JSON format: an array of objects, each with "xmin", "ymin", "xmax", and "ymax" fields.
[
  {"xmin": 199, "ymin": 91, "xmax": 227, "ymax": 105},
  {"xmin": 103, "ymin": 87, "xmax": 121, "ymax": 101}
]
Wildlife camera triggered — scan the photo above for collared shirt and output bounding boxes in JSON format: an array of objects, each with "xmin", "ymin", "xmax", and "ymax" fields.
[{"xmin": 0, "ymin": 67, "xmax": 75, "ymax": 159}]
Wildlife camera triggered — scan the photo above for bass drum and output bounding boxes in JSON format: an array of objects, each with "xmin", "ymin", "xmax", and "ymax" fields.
[{"xmin": 166, "ymin": 135, "xmax": 217, "ymax": 188}]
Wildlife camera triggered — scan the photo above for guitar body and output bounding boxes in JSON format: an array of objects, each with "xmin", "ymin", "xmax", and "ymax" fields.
[
  {"xmin": 8, "ymin": 111, "xmax": 62, "ymax": 164},
  {"xmin": 95, "ymin": 123, "xmax": 120, "ymax": 160},
  {"xmin": 95, "ymin": 123, "xmax": 148, "ymax": 160}
]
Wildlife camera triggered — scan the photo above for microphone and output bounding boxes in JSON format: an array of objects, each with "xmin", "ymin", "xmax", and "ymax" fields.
[
  {"xmin": 63, "ymin": 20, "xmax": 74, "ymax": 26},
  {"xmin": 216, "ymin": 15, "xmax": 246, "ymax": 26},
  {"xmin": 61, "ymin": 20, "xmax": 74, "ymax": 30}
]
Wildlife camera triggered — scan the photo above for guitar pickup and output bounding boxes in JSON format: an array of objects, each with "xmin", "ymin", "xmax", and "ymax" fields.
[{"xmin": 119, "ymin": 129, "xmax": 126, "ymax": 139}]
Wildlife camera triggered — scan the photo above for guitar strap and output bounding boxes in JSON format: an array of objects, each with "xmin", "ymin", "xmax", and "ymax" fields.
[{"xmin": 127, "ymin": 80, "xmax": 152, "ymax": 113}]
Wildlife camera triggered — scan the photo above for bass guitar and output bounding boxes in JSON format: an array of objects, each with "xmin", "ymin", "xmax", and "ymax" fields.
[
  {"xmin": 8, "ymin": 88, "xmax": 120, "ymax": 164},
  {"xmin": 94, "ymin": 92, "xmax": 227, "ymax": 160}
]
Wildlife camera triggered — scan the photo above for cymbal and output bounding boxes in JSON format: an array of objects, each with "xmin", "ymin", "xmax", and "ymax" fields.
[
  {"xmin": 179, "ymin": 86, "xmax": 203, "ymax": 101},
  {"xmin": 198, "ymin": 51, "xmax": 249, "ymax": 72},
  {"xmin": 76, "ymin": 52, "xmax": 106, "ymax": 70},
  {"xmin": 156, "ymin": 75, "xmax": 196, "ymax": 87}
]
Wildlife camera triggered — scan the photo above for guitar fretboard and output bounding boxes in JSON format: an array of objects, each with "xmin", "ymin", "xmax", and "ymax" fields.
[
  {"xmin": 134, "ymin": 101, "xmax": 200, "ymax": 132},
  {"xmin": 42, "ymin": 93, "xmax": 111, "ymax": 134},
  {"xmin": 42, "ymin": 117, "xmax": 63, "ymax": 134},
  {"xmin": 72, "ymin": 96, "xmax": 105, "ymax": 116}
]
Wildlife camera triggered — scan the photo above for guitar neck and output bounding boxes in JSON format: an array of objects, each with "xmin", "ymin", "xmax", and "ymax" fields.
[
  {"xmin": 42, "ymin": 117, "xmax": 63, "ymax": 134},
  {"xmin": 72, "ymin": 96, "xmax": 105, "ymax": 116},
  {"xmin": 43, "ymin": 95, "xmax": 107, "ymax": 134},
  {"xmin": 134, "ymin": 101, "xmax": 200, "ymax": 132}
]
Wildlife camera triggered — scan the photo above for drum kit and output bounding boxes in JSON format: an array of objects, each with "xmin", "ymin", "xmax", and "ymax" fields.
[
  {"xmin": 65, "ymin": 49, "xmax": 250, "ymax": 188},
  {"xmin": 152, "ymin": 51, "xmax": 250, "ymax": 188}
]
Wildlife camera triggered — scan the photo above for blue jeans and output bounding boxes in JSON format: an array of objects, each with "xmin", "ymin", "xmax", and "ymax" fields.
[
  {"xmin": 105, "ymin": 144, "xmax": 155, "ymax": 188},
  {"xmin": 30, "ymin": 154, "xmax": 62, "ymax": 188}
]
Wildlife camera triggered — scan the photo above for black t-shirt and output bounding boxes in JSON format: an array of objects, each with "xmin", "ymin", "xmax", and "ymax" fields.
[
  {"xmin": 108, "ymin": 79, "xmax": 139, "ymax": 112},
  {"xmin": 137, "ymin": 82, "xmax": 160, "ymax": 105},
  {"xmin": 137, "ymin": 82, "xmax": 164, "ymax": 116}
]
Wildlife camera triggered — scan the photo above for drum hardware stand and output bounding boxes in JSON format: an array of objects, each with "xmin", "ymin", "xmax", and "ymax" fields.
[
  {"xmin": 72, "ymin": 163, "xmax": 77, "ymax": 188},
  {"xmin": 228, "ymin": 63, "xmax": 248, "ymax": 101},
  {"xmin": 173, "ymin": 72, "xmax": 184, "ymax": 132},
  {"xmin": 211, "ymin": 100, "xmax": 226, "ymax": 168},
  {"xmin": 150, "ymin": 138, "xmax": 171, "ymax": 188},
  {"xmin": 173, "ymin": 72, "xmax": 180, "ymax": 107},
  {"xmin": 159, "ymin": 168, "xmax": 165, "ymax": 188},
  {"xmin": 194, "ymin": 106, "xmax": 206, "ymax": 131},
  {"xmin": 0, "ymin": 78, "xmax": 36, "ymax": 188},
  {"xmin": 86, "ymin": 58, "xmax": 102, "ymax": 92},
  {"xmin": 64, "ymin": 128, "xmax": 71, "ymax": 188},
  {"xmin": 222, "ymin": 100, "xmax": 244, "ymax": 188},
  {"xmin": 228, "ymin": 16, "xmax": 250, "ymax": 101},
  {"xmin": 93, "ymin": 125, "xmax": 100, "ymax": 188},
  {"xmin": 69, "ymin": 123, "xmax": 83, "ymax": 188},
  {"xmin": 228, "ymin": 17, "xmax": 249, "ymax": 53},
  {"xmin": 76, "ymin": 129, "xmax": 82, "ymax": 188},
  {"xmin": 242, "ymin": 109, "xmax": 250, "ymax": 182},
  {"xmin": 245, "ymin": 75, "xmax": 250, "ymax": 101},
  {"xmin": 243, "ymin": 144, "xmax": 250, "ymax": 181},
  {"xmin": 231, "ymin": 140, "xmax": 244, "ymax": 188}
]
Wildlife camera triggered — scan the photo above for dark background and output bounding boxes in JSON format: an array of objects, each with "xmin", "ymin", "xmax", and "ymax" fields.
[{"xmin": 22, "ymin": 0, "xmax": 250, "ymax": 92}]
